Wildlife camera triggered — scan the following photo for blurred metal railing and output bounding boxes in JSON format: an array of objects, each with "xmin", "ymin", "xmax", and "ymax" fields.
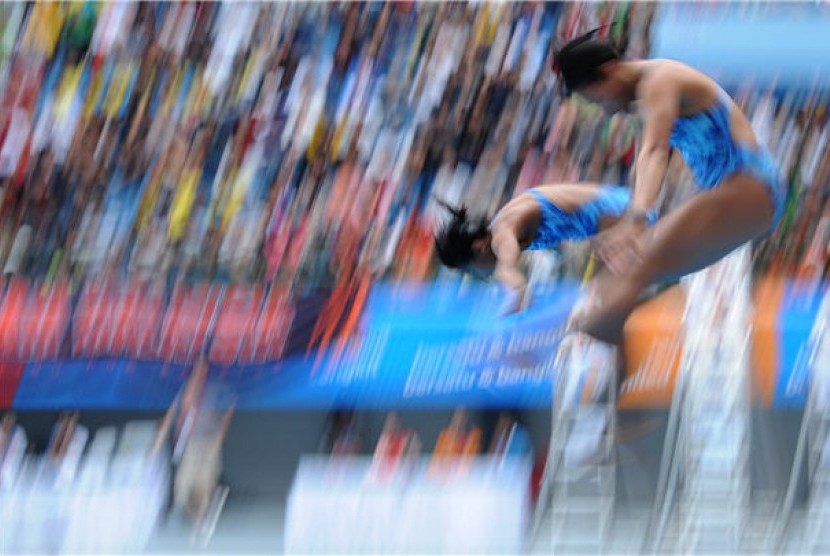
[
  {"xmin": 768, "ymin": 287, "xmax": 830, "ymax": 554},
  {"xmin": 645, "ymin": 245, "xmax": 753, "ymax": 553},
  {"xmin": 532, "ymin": 331, "xmax": 617, "ymax": 552}
]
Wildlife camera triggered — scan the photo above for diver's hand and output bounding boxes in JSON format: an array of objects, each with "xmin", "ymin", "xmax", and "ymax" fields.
[
  {"xmin": 499, "ymin": 285, "xmax": 531, "ymax": 316},
  {"xmin": 494, "ymin": 263, "xmax": 530, "ymax": 316},
  {"xmin": 595, "ymin": 217, "xmax": 648, "ymax": 276}
]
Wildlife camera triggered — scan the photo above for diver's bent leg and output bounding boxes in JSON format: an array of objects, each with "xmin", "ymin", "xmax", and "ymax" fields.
[{"xmin": 573, "ymin": 174, "xmax": 774, "ymax": 346}]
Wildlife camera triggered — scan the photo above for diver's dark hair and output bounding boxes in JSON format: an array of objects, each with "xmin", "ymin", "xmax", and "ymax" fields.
[
  {"xmin": 553, "ymin": 27, "xmax": 621, "ymax": 95},
  {"xmin": 433, "ymin": 198, "xmax": 490, "ymax": 269}
]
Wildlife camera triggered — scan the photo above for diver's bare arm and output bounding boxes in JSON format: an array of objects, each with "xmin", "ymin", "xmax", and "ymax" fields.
[
  {"xmin": 492, "ymin": 230, "xmax": 527, "ymax": 294},
  {"xmin": 632, "ymin": 75, "xmax": 679, "ymax": 214}
]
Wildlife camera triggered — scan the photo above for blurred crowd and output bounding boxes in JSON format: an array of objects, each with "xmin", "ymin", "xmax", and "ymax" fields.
[
  {"xmin": 0, "ymin": 1, "xmax": 655, "ymax": 295},
  {"xmin": 0, "ymin": 1, "xmax": 828, "ymax": 301}
]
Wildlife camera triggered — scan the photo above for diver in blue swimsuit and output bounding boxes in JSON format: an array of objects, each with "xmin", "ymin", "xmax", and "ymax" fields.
[
  {"xmin": 551, "ymin": 29, "xmax": 787, "ymax": 344},
  {"xmin": 434, "ymin": 184, "xmax": 634, "ymax": 313}
]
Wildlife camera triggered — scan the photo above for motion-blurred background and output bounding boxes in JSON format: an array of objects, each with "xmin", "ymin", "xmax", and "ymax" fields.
[{"xmin": 1, "ymin": 2, "xmax": 830, "ymax": 553}]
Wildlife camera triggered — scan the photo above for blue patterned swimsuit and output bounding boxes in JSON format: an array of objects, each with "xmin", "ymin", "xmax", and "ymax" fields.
[
  {"xmin": 669, "ymin": 86, "xmax": 786, "ymax": 231},
  {"xmin": 521, "ymin": 186, "xmax": 631, "ymax": 251}
]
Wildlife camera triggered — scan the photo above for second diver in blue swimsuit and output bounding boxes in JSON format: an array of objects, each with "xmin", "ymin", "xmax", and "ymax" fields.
[{"xmin": 434, "ymin": 183, "xmax": 636, "ymax": 313}]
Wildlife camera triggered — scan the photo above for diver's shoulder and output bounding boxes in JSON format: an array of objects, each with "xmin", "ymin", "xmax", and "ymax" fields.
[{"xmin": 645, "ymin": 58, "xmax": 715, "ymax": 82}]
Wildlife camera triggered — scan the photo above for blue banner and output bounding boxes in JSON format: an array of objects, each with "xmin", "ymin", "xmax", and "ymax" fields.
[
  {"xmin": 12, "ymin": 281, "xmax": 583, "ymax": 410},
  {"xmin": 12, "ymin": 278, "xmax": 830, "ymax": 411},
  {"xmin": 14, "ymin": 359, "xmax": 192, "ymax": 410}
]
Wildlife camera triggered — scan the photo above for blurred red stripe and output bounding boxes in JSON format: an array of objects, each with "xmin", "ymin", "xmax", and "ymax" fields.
[
  {"xmin": 0, "ymin": 362, "xmax": 24, "ymax": 408},
  {"xmin": 0, "ymin": 280, "xmax": 28, "ymax": 362}
]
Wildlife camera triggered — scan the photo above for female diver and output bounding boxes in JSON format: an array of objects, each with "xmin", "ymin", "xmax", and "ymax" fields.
[
  {"xmin": 434, "ymin": 183, "xmax": 636, "ymax": 313},
  {"xmin": 552, "ymin": 29, "xmax": 785, "ymax": 344}
]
